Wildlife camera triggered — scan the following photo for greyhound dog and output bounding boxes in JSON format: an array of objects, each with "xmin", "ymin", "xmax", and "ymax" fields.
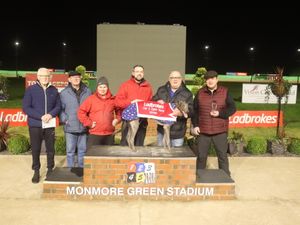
[{"xmin": 122, "ymin": 101, "xmax": 189, "ymax": 151}]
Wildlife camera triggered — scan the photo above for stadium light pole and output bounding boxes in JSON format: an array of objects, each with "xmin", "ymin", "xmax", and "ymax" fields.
[
  {"xmin": 15, "ymin": 41, "xmax": 20, "ymax": 77},
  {"xmin": 203, "ymin": 45, "xmax": 210, "ymax": 68},
  {"xmin": 62, "ymin": 42, "xmax": 67, "ymax": 71},
  {"xmin": 249, "ymin": 46, "xmax": 255, "ymax": 75},
  {"xmin": 297, "ymin": 48, "xmax": 300, "ymax": 83}
]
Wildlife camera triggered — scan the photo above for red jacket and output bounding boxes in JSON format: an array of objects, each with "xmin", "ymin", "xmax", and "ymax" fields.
[
  {"xmin": 115, "ymin": 76, "xmax": 153, "ymax": 109},
  {"xmin": 78, "ymin": 90, "xmax": 121, "ymax": 135}
]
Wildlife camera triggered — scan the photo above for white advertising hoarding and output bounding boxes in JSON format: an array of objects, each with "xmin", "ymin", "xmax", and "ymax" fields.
[{"xmin": 242, "ymin": 84, "xmax": 297, "ymax": 104}]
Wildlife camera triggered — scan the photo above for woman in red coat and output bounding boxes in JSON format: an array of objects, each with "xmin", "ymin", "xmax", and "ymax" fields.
[{"xmin": 78, "ymin": 77, "xmax": 121, "ymax": 149}]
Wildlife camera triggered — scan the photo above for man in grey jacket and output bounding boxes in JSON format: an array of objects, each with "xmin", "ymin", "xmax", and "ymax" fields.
[{"xmin": 60, "ymin": 71, "xmax": 91, "ymax": 171}]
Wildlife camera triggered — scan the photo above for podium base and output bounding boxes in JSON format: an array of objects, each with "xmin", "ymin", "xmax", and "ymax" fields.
[{"xmin": 43, "ymin": 146, "xmax": 235, "ymax": 200}]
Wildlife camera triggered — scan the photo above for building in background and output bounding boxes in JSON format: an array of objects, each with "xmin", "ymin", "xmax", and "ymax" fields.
[{"xmin": 97, "ymin": 24, "xmax": 186, "ymax": 93}]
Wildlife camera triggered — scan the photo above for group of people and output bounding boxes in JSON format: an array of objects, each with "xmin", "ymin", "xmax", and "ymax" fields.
[{"xmin": 22, "ymin": 65, "xmax": 236, "ymax": 184}]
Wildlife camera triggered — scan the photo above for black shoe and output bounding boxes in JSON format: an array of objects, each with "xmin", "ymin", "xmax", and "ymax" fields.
[
  {"xmin": 46, "ymin": 169, "xmax": 53, "ymax": 178},
  {"xmin": 32, "ymin": 170, "xmax": 40, "ymax": 183},
  {"xmin": 71, "ymin": 167, "xmax": 83, "ymax": 177}
]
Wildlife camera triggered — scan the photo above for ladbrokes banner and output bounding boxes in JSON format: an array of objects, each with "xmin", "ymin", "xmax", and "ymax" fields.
[
  {"xmin": 0, "ymin": 109, "xmax": 60, "ymax": 127},
  {"xmin": 229, "ymin": 111, "xmax": 283, "ymax": 128},
  {"xmin": 0, "ymin": 109, "xmax": 28, "ymax": 126},
  {"xmin": 136, "ymin": 101, "xmax": 176, "ymax": 121},
  {"xmin": 0, "ymin": 109, "xmax": 283, "ymax": 128}
]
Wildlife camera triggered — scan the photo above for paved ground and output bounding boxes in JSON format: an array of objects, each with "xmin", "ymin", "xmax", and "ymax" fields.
[{"xmin": 0, "ymin": 155, "xmax": 299, "ymax": 225}]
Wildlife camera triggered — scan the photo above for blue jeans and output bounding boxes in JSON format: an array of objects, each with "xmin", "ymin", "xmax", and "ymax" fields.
[
  {"xmin": 65, "ymin": 133, "xmax": 87, "ymax": 168},
  {"xmin": 157, "ymin": 132, "xmax": 184, "ymax": 147}
]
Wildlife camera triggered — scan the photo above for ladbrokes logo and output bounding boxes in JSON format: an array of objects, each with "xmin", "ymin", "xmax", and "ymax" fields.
[
  {"xmin": 229, "ymin": 111, "xmax": 282, "ymax": 128},
  {"xmin": 230, "ymin": 113, "xmax": 276, "ymax": 124},
  {"xmin": 127, "ymin": 162, "xmax": 156, "ymax": 184},
  {"xmin": 0, "ymin": 109, "xmax": 28, "ymax": 126}
]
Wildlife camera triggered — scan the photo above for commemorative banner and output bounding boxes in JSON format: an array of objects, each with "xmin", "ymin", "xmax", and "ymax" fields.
[{"xmin": 136, "ymin": 101, "xmax": 176, "ymax": 121}]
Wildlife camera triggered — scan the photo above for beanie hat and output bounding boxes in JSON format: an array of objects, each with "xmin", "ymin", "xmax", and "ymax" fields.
[
  {"xmin": 97, "ymin": 76, "xmax": 109, "ymax": 87},
  {"xmin": 204, "ymin": 70, "xmax": 218, "ymax": 79},
  {"xmin": 37, "ymin": 68, "xmax": 50, "ymax": 76},
  {"xmin": 68, "ymin": 71, "xmax": 81, "ymax": 77}
]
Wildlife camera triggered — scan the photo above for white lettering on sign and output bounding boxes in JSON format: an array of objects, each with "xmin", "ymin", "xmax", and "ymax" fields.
[
  {"xmin": 66, "ymin": 186, "xmax": 124, "ymax": 196},
  {"xmin": 228, "ymin": 110, "xmax": 282, "ymax": 128},
  {"xmin": 230, "ymin": 113, "xmax": 277, "ymax": 124},
  {"xmin": 66, "ymin": 186, "xmax": 214, "ymax": 196},
  {"xmin": 143, "ymin": 102, "xmax": 164, "ymax": 109},
  {"xmin": 0, "ymin": 111, "xmax": 27, "ymax": 122}
]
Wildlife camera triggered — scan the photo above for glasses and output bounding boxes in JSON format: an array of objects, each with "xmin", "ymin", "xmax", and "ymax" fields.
[
  {"xmin": 169, "ymin": 77, "xmax": 182, "ymax": 80},
  {"xmin": 38, "ymin": 75, "xmax": 50, "ymax": 78}
]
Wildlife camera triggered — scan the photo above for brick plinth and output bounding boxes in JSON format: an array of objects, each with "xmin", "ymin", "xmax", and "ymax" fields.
[{"xmin": 42, "ymin": 146, "xmax": 235, "ymax": 200}]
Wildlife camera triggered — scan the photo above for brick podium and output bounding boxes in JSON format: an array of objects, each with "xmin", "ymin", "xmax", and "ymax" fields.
[{"xmin": 43, "ymin": 146, "xmax": 235, "ymax": 200}]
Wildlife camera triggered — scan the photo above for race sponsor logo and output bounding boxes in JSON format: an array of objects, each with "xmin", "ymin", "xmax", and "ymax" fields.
[
  {"xmin": 136, "ymin": 101, "xmax": 176, "ymax": 121},
  {"xmin": 0, "ymin": 109, "xmax": 59, "ymax": 127},
  {"xmin": 0, "ymin": 109, "xmax": 28, "ymax": 126},
  {"xmin": 0, "ymin": 108, "xmax": 283, "ymax": 128},
  {"xmin": 229, "ymin": 111, "xmax": 283, "ymax": 128}
]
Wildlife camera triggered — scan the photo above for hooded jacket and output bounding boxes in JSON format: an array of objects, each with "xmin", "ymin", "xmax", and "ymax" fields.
[{"xmin": 78, "ymin": 89, "xmax": 121, "ymax": 135}]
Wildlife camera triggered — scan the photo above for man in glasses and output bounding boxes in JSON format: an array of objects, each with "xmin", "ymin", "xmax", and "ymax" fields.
[
  {"xmin": 152, "ymin": 71, "xmax": 193, "ymax": 147},
  {"xmin": 115, "ymin": 65, "xmax": 153, "ymax": 147},
  {"xmin": 22, "ymin": 67, "xmax": 61, "ymax": 183}
]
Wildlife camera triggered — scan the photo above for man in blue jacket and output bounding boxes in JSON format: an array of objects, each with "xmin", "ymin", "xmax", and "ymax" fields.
[
  {"xmin": 22, "ymin": 68, "xmax": 61, "ymax": 183},
  {"xmin": 60, "ymin": 71, "xmax": 91, "ymax": 172}
]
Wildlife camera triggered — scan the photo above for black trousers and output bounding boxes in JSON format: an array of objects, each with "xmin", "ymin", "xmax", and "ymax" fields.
[
  {"xmin": 87, "ymin": 134, "xmax": 114, "ymax": 150},
  {"xmin": 29, "ymin": 127, "xmax": 55, "ymax": 171},
  {"xmin": 120, "ymin": 119, "xmax": 148, "ymax": 146},
  {"xmin": 196, "ymin": 132, "xmax": 230, "ymax": 176}
]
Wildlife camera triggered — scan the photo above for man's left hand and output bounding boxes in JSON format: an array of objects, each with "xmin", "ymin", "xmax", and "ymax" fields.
[
  {"xmin": 171, "ymin": 108, "xmax": 183, "ymax": 117},
  {"xmin": 41, "ymin": 114, "xmax": 53, "ymax": 123},
  {"xmin": 210, "ymin": 111, "xmax": 219, "ymax": 117}
]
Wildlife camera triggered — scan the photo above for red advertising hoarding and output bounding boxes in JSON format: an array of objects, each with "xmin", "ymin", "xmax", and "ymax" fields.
[
  {"xmin": 1, "ymin": 109, "xmax": 283, "ymax": 128},
  {"xmin": 25, "ymin": 73, "xmax": 69, "ymax": 92},
  {"xmin": 229, "ymin": 111, "xmax": 283, "ymax": 128},
  {"xmin": 0, "ymin": 109, "xmax": 28, "ymax": 126}
]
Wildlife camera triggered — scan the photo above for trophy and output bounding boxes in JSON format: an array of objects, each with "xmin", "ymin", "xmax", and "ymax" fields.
[{"xmin": 211, "ymin": 101, "xmax": 218, "ymax": 113}]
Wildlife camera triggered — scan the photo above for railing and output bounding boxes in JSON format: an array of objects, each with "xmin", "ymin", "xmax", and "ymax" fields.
[{"xmin": 184, "ymin": 74, "xmax": 300, "ymax": 84}]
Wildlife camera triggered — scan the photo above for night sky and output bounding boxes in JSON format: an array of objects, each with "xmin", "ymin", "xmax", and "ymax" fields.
[{"xmin": 1, "ymin": 7, "xmax": 300, "ymax": 75}]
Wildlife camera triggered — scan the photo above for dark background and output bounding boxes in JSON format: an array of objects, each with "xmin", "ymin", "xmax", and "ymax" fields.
[{"xmin": 1, "ymin": 7, "xmax": 300, "ymax": 75}]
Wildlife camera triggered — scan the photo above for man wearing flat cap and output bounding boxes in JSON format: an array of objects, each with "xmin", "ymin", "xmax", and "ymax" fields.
[
  {"xmin": 60, "ymin": 71, "xmax": 91, "ymax": 173},
  {"xmin": 192, "ymin": 70, "xmax": 236, "ymax": 176}
]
